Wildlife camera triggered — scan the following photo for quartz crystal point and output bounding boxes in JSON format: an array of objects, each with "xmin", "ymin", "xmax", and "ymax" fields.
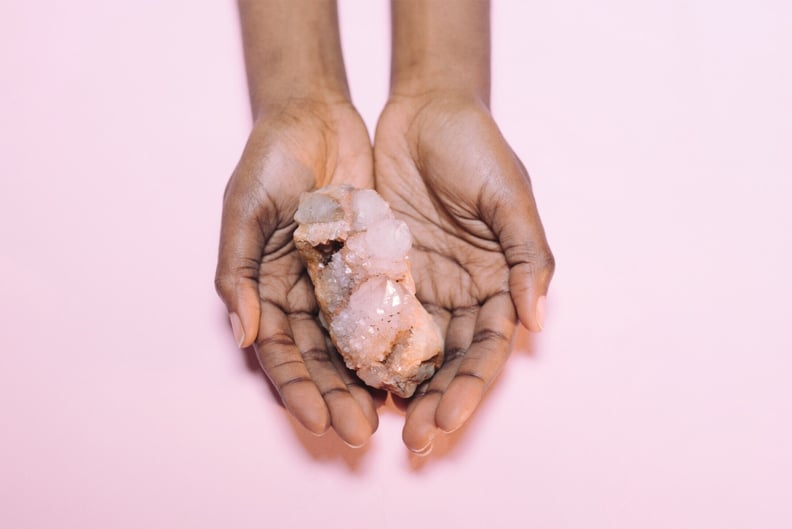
[{"xmin": 293, "ymin": 185, "xmax": 444, "ymax": 398}]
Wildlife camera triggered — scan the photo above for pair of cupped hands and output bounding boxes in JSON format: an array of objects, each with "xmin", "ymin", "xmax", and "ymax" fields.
[{"xmin": 215, "ymin": 89, "xmax": 554, "ymax": 455}]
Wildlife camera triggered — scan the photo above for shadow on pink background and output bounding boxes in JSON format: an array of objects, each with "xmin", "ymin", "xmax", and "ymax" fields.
[{"xmin": 1, "ymin": 1, "xmax": 790, "ymax": 528}]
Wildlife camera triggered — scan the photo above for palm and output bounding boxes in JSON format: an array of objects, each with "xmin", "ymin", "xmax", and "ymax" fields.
[
  {"xmin": 374, "ymin": 96, "xmax": 550, "ymax": 453},
  {"xmin": 375, "ymin": 132, "xmax": 510, "ymax": 313},
  {"xmin": 217, "ymin": 100, "xmax": 378, "ymax": 445},
  {"xmin": 376, "ymin": 97, "xmax": 518, "ymax": 313},
  {"xmin": 232, "ymin": 101, "xmax": 373, "ymax": 331},
  {"xmin": 248, "ymin": 103, "xmax": 373, "ymax": 315}
]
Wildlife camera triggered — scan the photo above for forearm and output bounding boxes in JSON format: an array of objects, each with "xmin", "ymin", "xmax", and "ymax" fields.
[
  {"xmin": 390, "ymin": 0, "xmax": 490, "ymax": 104},
  {"xmin": 238, "ymin": 0, "xmax": 350, "ymax": 118}
]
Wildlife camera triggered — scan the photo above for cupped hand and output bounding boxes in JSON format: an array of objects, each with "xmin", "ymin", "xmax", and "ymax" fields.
[
  {"xmin": 215, "ymin": 98, "xmax": 379, "ymax": 447},
  {"xmin": 374, "ymin": 93, "xmax": 555, "ymax": 454}
]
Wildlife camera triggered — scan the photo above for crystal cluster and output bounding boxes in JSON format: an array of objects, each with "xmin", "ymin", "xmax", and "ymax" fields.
[{"xmin": 293, "ymin": 185, "xmax": 444, "ymax": 398}]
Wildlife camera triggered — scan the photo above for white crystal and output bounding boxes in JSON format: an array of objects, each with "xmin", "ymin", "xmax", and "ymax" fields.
[
  {"xmin": 316, "ymin": 254, "xmax": 352, "ymax": 314},
  {"xmin": 351, "ymin": 189, "xmax": 390, "ymax": 230},
  {"xmin": 293, "ymin": 185, "xmax": 444, "ymax": 397},
  {"xmin": 294, "ymin": 192, "xmax": 343, "ymax": 224},
  {"xmin": 344, "ymin": 218, "xmax": 411, "ymax": 276}
]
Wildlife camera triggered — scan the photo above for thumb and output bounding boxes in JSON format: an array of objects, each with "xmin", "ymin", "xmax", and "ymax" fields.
[
  {"xmin": 485, "ymin": 161, "xmax": 555, "ymax": 332},
  {"xmin": 214, "ymin": 184, "xmax": 268, "ymax": 348}
]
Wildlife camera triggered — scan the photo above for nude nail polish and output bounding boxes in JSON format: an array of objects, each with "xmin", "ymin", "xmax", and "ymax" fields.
[
  {"xmin": 229, "ymin": 312, "xmax": 245, "ymax": 347},
  {"xmin": 411, "ymin": 442, "xmax": 433, "ymax": 457},
  {"xmin": 535, "ymin": 296, "xmax": 547, "ymax": 331}
]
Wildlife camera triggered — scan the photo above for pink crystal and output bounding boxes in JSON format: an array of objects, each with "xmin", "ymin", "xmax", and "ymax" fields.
[{"xmin": 294, "ymin": 185, "xmax": 444, "ymax": 397}]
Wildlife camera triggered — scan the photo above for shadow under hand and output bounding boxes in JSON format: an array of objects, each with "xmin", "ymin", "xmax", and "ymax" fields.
[
  {"xmin": 283, "ymin": 413, "xmax": 372, "ymax": 472},
  {"xmin": 221, "ymin": 312, "xmax": 373, "ymax": 471},
  {"xmin": 403, "ymin": 335, "xmax": 529, "ymax": 471},
  {"xmin": 250, "ymin": 347, "xmax": 373, "ymax": 472},
  {"xmin": 403, "ymin": 391, "xmax": 500, "ymax": 472},
  {"xmin": 222, "ymin": 311, "xmax": 536, "ymax": 470}
]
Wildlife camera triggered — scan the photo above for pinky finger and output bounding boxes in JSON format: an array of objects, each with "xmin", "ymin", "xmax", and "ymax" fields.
[{"xmin": 436, "ymin": 293, "xmax": 517, "ymax": 433}]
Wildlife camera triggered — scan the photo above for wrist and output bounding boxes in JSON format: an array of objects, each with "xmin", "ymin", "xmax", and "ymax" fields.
[
  {"xmin": 239, "ymin": 0, "xmax": 351, "ymax": 119},
  {"xmin": 251, "ymin": 75, "xmax": 350, "ymax": 120},
  {"xmin": 389, "ymin": 72, "xmax": 489, "ymax": 107},
  {"xmin": 389, "ymin": 0, "xmax": 490, "ymax": 105}
]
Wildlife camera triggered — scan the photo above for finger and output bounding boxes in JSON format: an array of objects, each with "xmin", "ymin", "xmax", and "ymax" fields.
[
  {"xmin": 484, "ymin": 156, "xmax": 555, "ymax": 332},
  {"xmin": 215, "ymin": 181, "xmax": 269, "ymax": 348},
  {"xmin": 396, "ymin": 301, "xmax": 451, "ymax": 413},
  {"xmin": 327, "ymin": 110, "xmax": 375, "ymax": 189},
  {"xmin": 391, "ymin": 394, "xmax": 410, "ymax": 413},
  {"xmin": 402, "ymin": 305, "xmax": 477, "ymax": 453},
  {"xmin": 397, "ymin": 303, "xmax": 450, "ymax": 415},
  {"xmin": 324, "ymin": 339, "xmax": 382, "ymax": 434},
  {"xmin": 436, "ymin": 293, "xmax": 517, "ymax": 433},
  {"xmin": 290, "ymin": 313, "xmax": 374, "ymax": 447},
  {"xmin": 255, "ymin": 302, "xmax": 330, "ymax": 435},
  {"xmin": 409, "ymin": 303, "xmax": 478, "ymax": 414},
  {"xmin": 402, "ymin": 392, "xmax": 441, "ymax": 456},
  {"xmin": 368, "ymin": 387, "xmax": 389, "ymax": 409}
]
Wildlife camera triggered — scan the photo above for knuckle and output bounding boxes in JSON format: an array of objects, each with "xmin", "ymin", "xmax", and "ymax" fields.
[
  {"xmin": 214, "ymin": 273, "xmax": 235, "ymax": 299},
  {"xmin": 471, "ymin": 329, "xmax": 509, "ymax": 346},
  {"xmin": 511, "ymin": 242, "xmax": 555, "ymax": 281},
  {"xmin": 256, "ymin": 332, "xmax": 293, "ymax": 350},
  {"xmin": 505, "ymin": 240, "xmax": 541, "ymax": 268},
  {"xmin": 301, "ymin": 347, "xmax": 331, "ymax": 364},
  {"xmin": 277, "ymin": 376, "xmax": 313, "ymax": 393},
  {"xmin": 541, "ymin": 248, "xmax": 556, "ymax": 277},
  {"xmin": 214, "ymin": 259, "xmax": 260, "ymax": 300}
]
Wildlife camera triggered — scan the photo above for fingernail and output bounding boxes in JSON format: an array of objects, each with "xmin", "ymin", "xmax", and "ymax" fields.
[
  {"xmin": 229, "ymin": 312, "xmax": 245, "ymax": 347},
  {"xmin": 343, "ymin": 439, "xmax": 368, "ymax": 449},
  {"xmin": 535, "ymin": 296, "xmax": 547, "ymax": 331},
  {"xmin": 411, "ymin": 442, "xmax": 433, "ymax": 457}
]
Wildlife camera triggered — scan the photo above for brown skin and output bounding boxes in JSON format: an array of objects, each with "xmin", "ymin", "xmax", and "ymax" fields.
[
  {"xmin": 379, "ymin": 1, "xmax": 554, "ymax": 454},
  {"xmin": 215, "ymin": 0, "xmax": 377, "ymax": 447},
  {"xmin": 216, "ymin": 0, "xmax": 554, "ymax": 451}
]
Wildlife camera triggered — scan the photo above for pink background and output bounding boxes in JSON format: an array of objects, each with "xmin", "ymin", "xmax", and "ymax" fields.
[{"xmin": 2, "ymin": 1, "xmax": 791, "ymax": 527}]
